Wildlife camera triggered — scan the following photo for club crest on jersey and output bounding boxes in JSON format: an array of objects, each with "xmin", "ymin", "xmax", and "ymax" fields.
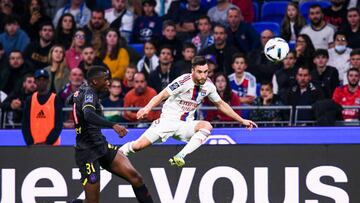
[
  {"xmin": 169, "ymin": 82, "xmax": 180, "ymax": 91},
  {"xmin": 201, "ymin": 89, "xmax": 207, "ymax": 96},
  {"xmin": 85, "ymin": 94, "xmax": 93, "ymax": 103}
]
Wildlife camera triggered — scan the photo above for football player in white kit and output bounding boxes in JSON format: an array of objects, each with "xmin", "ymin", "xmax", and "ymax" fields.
[{"xmin": 120, "ymin": 56, "xmax": 257, "ymax": 167}]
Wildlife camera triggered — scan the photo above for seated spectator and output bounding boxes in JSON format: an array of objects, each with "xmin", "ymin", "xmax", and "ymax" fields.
[
  {"xmin": 137, "ymin": 40, "xmax": 159, "ymax": 78},
  {"xmin": 226, "ymin": 7, "xmax": 260, "ymax": 53},
  {"xmin": 83, "ymin": 9, "xmax": 110, "ymax": 52},
  {"xmin": 281, "ymin": 2, "xmax": 306, "ymax": 43},
  {"xmin": 22, "ymin": 69, "xmax": 62, "ymax": 145},
  {"xmin": 250, "ymin": 82, "xmax": 283, "ymax": 125},
  {"xmin": 207, "ymin": 0, "xmax": 236, "ymax": 26},
  {"xmin": 122, "ymin": 65, "xmax": 136, "ymax": 94},
  {"xmin": 311, "ymin": 49, "xmax": 340, "ymax": 99},
  {"xmin": 300, "ymin": 4, "xmax": 335, "ymax": 49},
  {"xmin": 204, "ymin": 72, "xmax": 241, "ymax": 122},
  {"xmin": 205, "ymin": 54, "xmax": 218, "ymax": 80},
  {"xmin": 23, "ymin": 22, "xmax": 54, "ymax": 70},
  {"xmin": 0, "ymin": 0, "xmax": 17, "ymax": 33},
  {"xmin": 1, "ymin": 74, "xmax": 37, "ymax": 126},
  {"xmin": 0, "ymin": 50, "xmax": 32, "ymax": 95},
  {"xmin": 340, "ymin": 8, "xmax": 360, "ymax": 49},
  {"xmin": 327, "ymin": 31, "xmax": 352, "ymax": 83},
  {"xmin": 295, "ymin": 34, "xmax": 316, "ymax": 70},
  {"xmin": 324, "ymin": 0, "xmax": 347, "ymax": 29},
  {"xmin": 105, "ymin": 0, "xmax": 134, "ymax": 43},
  {"xmin": 123, "ymin": 72, "xmax": 160, "ymax": 126},
  {"xmin": 65, "ymin": 28, "xmax": 85, "ymax": 70},
  {"xmin": 230, "ymin": 0, "xmax": 254, "ymax": 23},
  {"xmin": 200, "ymin": 24, "xmax": 239, "ymax": 75},
  {"xmin": 101, "ymin": 78, "xmax": 125, "ymax": 122},
  {"xmin": 191, "ymin": 15, "xmax": 214, "ymax": 54},
  {"xmin": 228, "ymin": 53, "xmax": 256, "ymax": 104},
  {"xmin": 60, "ymin": 67, "xmax": 84, "ymax": 104},
  {"xmin": 174, "ymin": 43, "xmax": 196, "ymax": 76},
  {"xmin": 44, "ymin": 45, "xmax": 70, "ymax": 93},
  {"xmin": 285, "ymin": 66, "xmax": 324, "ymax": 122},
  {"xmin": 157, "ymin": 20, "xmax": 183, "ymax": 61},
  {"xmin": 332, "ymin": 67, "xmax": 360, "ymax": 121},
  {"xmin": 132, "ymin": 0, "xmax": 162, "ymax": 43},
  {"xmin": 343, "ymin": 49, "xmax": 360, "ymax": 84},
  {"xmin": 99, "ymin": 28, "xmax": 130, "ymax": 80},
  {"xmin": 21, "ymin": 0, "xmax": 52, "ymax": 41},
  {"xmin": 0, "ymin": 16, "xmax": 30, "ymax": 55},
  {"xmin": 78, "ymin": 45, "xmax": 107, "ymax": 77},
  {"xmin": 54, "ymin": 13, "xmax": 76, "ymax": 50},
  {"xmin": 52, "ymin": 0, "xmax": 91, "ymax": 28}
]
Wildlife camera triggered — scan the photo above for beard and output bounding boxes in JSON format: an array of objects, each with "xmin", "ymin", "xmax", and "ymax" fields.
[
  {"xmin": 349, "ymin": 81, "xmax": 359, "ymax": 88},
  {"xmin": 311, "ymin": 18, "xmax": 322, "ymax": 26}
]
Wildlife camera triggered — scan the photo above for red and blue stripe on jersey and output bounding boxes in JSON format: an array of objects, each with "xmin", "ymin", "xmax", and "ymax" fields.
[{"xmin": 180, "ymin": 85, "xmax": 200, "ymax": 121}]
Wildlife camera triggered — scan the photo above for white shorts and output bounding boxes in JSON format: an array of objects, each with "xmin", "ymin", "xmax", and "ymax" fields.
[{"xmin": 141, "ymin": 118, "xmax": 200, "ymax": 143}]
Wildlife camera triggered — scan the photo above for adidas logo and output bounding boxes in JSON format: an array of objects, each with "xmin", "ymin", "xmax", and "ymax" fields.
[{"xmin": 36, "ymin": 110, "xmax": 46, "ymax": 119}]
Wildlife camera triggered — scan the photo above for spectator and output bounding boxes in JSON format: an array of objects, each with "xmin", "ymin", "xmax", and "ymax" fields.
[
  {"xmin": 0, "ymin": 16, "xmax": 30, "ymax": 55},
  {"xmin": 52, "ymin": 0, "xmax": 91, "ymax": 28},
  {"xmin": 204, "ymin": 72, "xmax": 241, "ymax": 122},
  {"xmin": 332, "ymin": 68, "xmax": 360, "ymax": 121},
  {"xmin": 133, "ymin": 0, "xmax": 162, "ymax": 43},
  {"xmin": 155, "ymin": 0, "xmax": 172, "ymax": 16},
  {"xmin": 148, "ymin": 45, "xmax": 178, "ymax": 93},
  {"xmin": 295, "ymin": 34, "xmax": 316, "ymax": 70},
  {"xmin": 272, "ymin": 51, "xmax": 298, "ymax": 102},
  {"xmin": 324, "ymin": 0, "xmax": 347, "ymax": 29},
  {"xmin": 205, "ymin": 54, "xmax": 218, "ymax": 80},
  {"xmin": 1, "ymin": 74, "xmax": 37, "ymax": 126},
  {"xmin": 123, "ymin": 72, "xmax": 160, "ymax": 125},
  {"xmin": 250, "ymin": 82, "xmax": 283, "ymax": 125},
  {"xmin": 311, "ymin": 49, "xmax": 340, "ymax": 99},
  {"xmin": 340, "ymin": 8, "xmax": 360, "ymax": 49},
  {"xmin": 105, "ymin": 0, "xmax": 134, "ymax": 43},
  {"xmin": 23, "ymin": 22, "xmax": 54, "ymax": 70},
  {"xmin": 281, "ymin": 2, "xmax": 306, "ymax": 43},
  {"xmin": 137, "ymin": 40, "xmax": 159, "ymax": 78},
  {"xmin": 157, "ymin": 20, "xmax": 183, "ymax": 61},
  {"xmin": 226, "ymin": 7, "xmax": 260, "ymax": 53},
  {"xmin": 0, "ymin": 43, "xmax": 6, "ymax": 68},
  {"xmin": 343, "ymin": 49, "xmax": 360, "ymax": 84},
  {"xmin": 43, "ymin": 0, "xmax": 67, "ymax": 18},
  {"xmin": 59, "ymin": 67, "xmax": 84, "ymax": 104},
  {"xmin": 327, "ymin": 31, "xmax": 352, "ymax": 83},
  {"xmin": 285, "ymin": 66, "xmax": 324, "ymax": 122},
  {"xmin": 207, "ymin": 0, "xmax": 236, "ymax": 26},
  {"xmin": 247, "ymin": 29, "xmax": 279, "ymax": 83},
  {"xmin": 21, "ymin": 0, "xmax": 52, "ymax": 42},
  {"xmin": 191, "ymin": 15, "xmax": 214, "ymax": 54},
  {"xmin": 54, "ymin": 13, "xmax": 76, "ymax": 50},
  {"xmin": 300, "ymin": 4, "xmax": 335, "ymax": 49},
  {"xmin": 44, "ymin": 45, "xmax": 70, "ymax": 93},
  {"xmin": 200, "ymin": 24, "xmax": 239, "ymax": 75},
  {"xmin": 78, "ymin": 45, "xmax": 107, "ymax": 77},
  {"xmin": 228, "ymin": 53, "xmax": 256, "ymax": 104},
  {"xmin": 22, "ymin": 69, "xmax": 62, "ymax": 145},
  {"xmin": 230, "ymin": 0, "xmax": 254, "ymax": 23},
  {"xmin": 0, "ymin": 50, "xmax": 32, "ymax": 95},
  {"xmin": 122, "ymin": 65, "xmax": 136, "ymax": 94},
  {"xmin": 174, "ymin": 43, "xmax": 196, "ymax": 76},
  {"xmin": 0, "ymin": 0, "xmax": 16, "ymax": 33},
  {"xmin": 65, "ymin": 28, "xmax": 85, "ymax": 70},
  {"xmin": 101, "ymin": 78, "xmax": 125, "ymax": 122},
  {"xmin": 83, "ymin": 9, "xmax": 110, "ymax": 52},
  {"xmin": 99, "ymin": 28, "xmax": 130, "ymax": 80}
]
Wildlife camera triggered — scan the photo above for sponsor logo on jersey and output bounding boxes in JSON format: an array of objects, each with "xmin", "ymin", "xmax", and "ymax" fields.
[
  {"xmin": 85, "ymin": 94, "xmax": 93, "ymax": 103},
  {"xmin": 36, "ymin": 110, "xmax": 46, "ymax": 119},
  {"xmin": 169, "ymin": 82, "xmax": 180, "ymax": 91}
]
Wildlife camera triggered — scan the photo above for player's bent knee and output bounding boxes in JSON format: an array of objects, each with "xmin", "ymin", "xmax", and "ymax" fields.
[{"xmin": 196, "ymin": 121, "xmax": 213, "ymax": 132}]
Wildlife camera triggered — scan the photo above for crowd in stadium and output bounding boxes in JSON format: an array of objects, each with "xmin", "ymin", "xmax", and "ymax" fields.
[{"xmin": 0, "ymin": 0, "xmax": 359, "ymax": 129}]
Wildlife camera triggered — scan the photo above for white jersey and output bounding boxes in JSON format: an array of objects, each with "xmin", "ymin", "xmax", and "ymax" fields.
[
  {"xmin": 162, "ymin": 74, "xmax": 221, "ymax": 121},
  {"xmin": 105, "ymin": 8, "xmax": 134, "ymax": 42},
  {"xmin": 300, "ymin": 24, "xmax": 335, "ymax": 49}
]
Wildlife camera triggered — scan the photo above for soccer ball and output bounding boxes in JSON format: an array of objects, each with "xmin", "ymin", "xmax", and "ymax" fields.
[{"xmin": 264, "ymin": 37, "xmax": 289, "ymax": 63}]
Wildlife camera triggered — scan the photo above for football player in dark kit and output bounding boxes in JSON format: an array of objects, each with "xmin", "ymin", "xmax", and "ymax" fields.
[{"xmin": 69, "ymin": 66, "xmax": 153, "ymax": 203}]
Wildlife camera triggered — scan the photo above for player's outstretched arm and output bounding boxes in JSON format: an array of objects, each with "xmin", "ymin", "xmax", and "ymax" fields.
[
  {"xmin": 83, "ymin": 106, "xmax": 116, "ymax": 128},
  {"xmin": 213, "ymin": 100, "xmax": 258, "ymax": 130},
  {"xmin": 137, "ymin": 89, "xmax": 170, "ymax": 120}
]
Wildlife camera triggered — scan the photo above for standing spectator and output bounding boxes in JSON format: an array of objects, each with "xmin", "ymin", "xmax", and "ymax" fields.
[
  {"xmin": 105, "ymin": 0, "xmax": 134, "ymax": 43},
  {"xmin": 137, "ymin": 40, "xmax": 159, "ymax": 78},
  {"xmin": 332, "ymin": 68, "xmax": 360, "ymax": 121},
  {"xmin": 230, "ymin": 0, "xmax": 254, "ymax": 23},
  {"xmin": 52, "ymin": 0, "xmax": 91, "ymax": 28},
  {"xmin": 123, "ymin": 72, "xmax": 160, "ymax": 125},
  {"xmin": 207, "ymin": 0, "xmax": 236, "ymax": 26},
  {"xmin": 78, "ymin": 45, "xmax": 107, "ymax": 77},
  {"xmin": 99, "ymin": 28, "xmax": 130, "ymax": 80},
  {"xmin": 65, "ymin": 28, "xmax": 85, "ymax": 70},
  {"xmin": 157, "ymin": 20, "xmax": 183, "ymax": 61},
  {"xmin": 191, "ymin": 15, "xmax": 214, "ymax": 54},
  {"xmin": 228, "ymin": 53, "xmax": 256, "ymax": 104},
  {"xmin": 200, "ymin": 24, "xmax": 239, "ymax": 75},
  {"xmin": 44, "ymin": 45, "xmax": 70, "ymax": 93},
  {"xmin": 23, "ymin": 22, "xmax": 54, "ymax": 70},
  {"xmin": 295, "ymin": 34, "xmax": 316, "ymax": 70},
  {"xmin": 343, "ymin": 49, "xmax": 360, "ymax": 84},
  {"xmin": 83, "ymin": 9, "xmax": 110, "ymax": 52},
  {"xmin": 300, "ymin": 4, "xmax": 336, "ymax": 49},
  {"xmin": 132, "ymin": 0, "xmax": 162, "ymax": 43},
  {"xmin": 101, "ymin": 78, "xmax": 125, "ymax": 122},
  {"xmin": 174, "ymin": 43, "xmax": 196, "ymax": 76},
  {"xmin": 54, "ymin": 13, "xmax": 76, "ymax": 50},
  {"xmin": 324, "ymin": 0, "xmax": 348, "ymax": 29},
  {"xmin": 311, "ymin": 49, "xmax": 340, "ymax": 99},
  {"xmin": 281, "ymin": 2, "xmax": 306, "ymax": 43},
  {"xmin": 122, "ymin": 65, "xmax": 136, "ymax": 94},
  {"xmin": 340, "ymin": 8, "xmax": 360, "ymax": 49},
  {"xmin": 22, "ymin": 69, "xmax": 62, "ymax": 145},
  {"xmin": 328, "ymin": 31, "xmax": 352, "ymax": 83},
  {"xmin": 59, "ymin": 67, "xmax": 84, "ymax": 103},
  {"xmin": 226, "ymin": 7, "xmax": 260, "ymax": 53},
  {"xmin": 0, "ymin": 16, "xmax": 30, "ymax": 55}
]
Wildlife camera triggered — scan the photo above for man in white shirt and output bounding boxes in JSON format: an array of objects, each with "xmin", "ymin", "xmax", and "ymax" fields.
[{"xmin": 343, "ymin": 49, "xmax": 360, "ymax": 85}]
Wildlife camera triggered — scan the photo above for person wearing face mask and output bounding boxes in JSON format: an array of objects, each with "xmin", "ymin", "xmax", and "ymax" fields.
[
  {"xmin": 327, "ymin": 31, "xmax": 352, "ymax": 83},
  {"xmin": 324, "ymin": 0, "xmax": 348, "ymax": 29}
]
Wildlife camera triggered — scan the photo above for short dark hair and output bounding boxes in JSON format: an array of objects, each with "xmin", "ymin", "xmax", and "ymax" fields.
[
  {"xmin": 182, "ymin": 42, "xmax": 196, "ymax": 52},
  {"xmin": 232, "ymin": 53, "xmax": 247, "ymax": 64},
  {"xmin": 213, "ymin": 23, "xmax": 226, "ymax": 32},
  {"xmin": 82, "ymin": 44, "xmax": 94, "ymax": 50},
  {"xmin": 350, "ymin": 48, "xmax": 360, "ymax": 57},
  {"xmin": 333, "ymin": 30, "xmax": 346, "ymax": 41},
  {"xmin": 159, "ymin": 44, "xmax": 173, "ymax": 57},
  {"xmin": 4, "ymin": 15, "xmax": 19, "ymax": 25},
  {"xmin": 261, "ymin": 81, "xmax": 273, "ymax": 89},
  {"xmin": 314, "ymin": 49, "xmax": 329, "ymax": 58},
  {"xmin": 347, "ymin": 67, "xmax": 359, "ymax": 76},
  {"xmin": 347, "ymin": 7, "xmax": 359, "ymax": 15},
  {"xmin": 23, "ymin": 73, "xmax": 35, "ymax": 82},
  {"xmin": 192, "ymin": 56, "xmax": 207, "ymax": 68},
  {"xmin": 197, "ymin": 15, "xmax": 211, "ymax": 24},
  {"xmin": 309, "ymin": 4, "xmax": 323, "ymax": 12},
  {"xmin": 39, "ymin": 21, "xmax": 54, "ymax": 31},
  {"xmin": 87, "ymin": 66, "xmax": 109, "ymax": 81},
  {"xmin": 9, "ymin": 49, "xmax": 22, "ymax": 56},
  {"xmin": 92, "ymin": 8, "xmax": 105, "ymax": 17},
  {"xmin": 111, "ymin": 77, "xmax": 122, "ymax": 84},
  {"xmin": 298, "ymin": 66, "xmax": 311, "ymax": 74},
  {"xmin": 162, "ymin": 20, "xmax": 176, "ymax": 30}
]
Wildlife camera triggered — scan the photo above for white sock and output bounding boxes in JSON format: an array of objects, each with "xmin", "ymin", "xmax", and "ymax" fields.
[
  {"xmin": 120, "ymin": 141, "xmax": 135, "ymax": 156},
  {"xmin": 176, "ymin": 129, "xmax": 210, "ymax": 158}
]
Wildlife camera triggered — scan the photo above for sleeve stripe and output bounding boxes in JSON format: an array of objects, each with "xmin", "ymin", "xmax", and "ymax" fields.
[{"xmin": 82, "ymin": 104, "xmax": 96, "ymax": 110}]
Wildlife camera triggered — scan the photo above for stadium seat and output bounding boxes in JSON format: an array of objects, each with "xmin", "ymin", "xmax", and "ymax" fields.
[
  {"xmin": 261, "ymin": 1, "xmax": 289, "ymax": 24},
  {"xmin": 256, "ymin": 83, "xmax": 261, "ymax": 97},
  {"xmin": 253, "ymin": 2, "xmax": 259, "ymax": 22},
  {"xmin": 300, "ymin": 1, "xmax": 331, "ymax": 21},
  {"xmin": 129, "ymin": 44, "xmax": 144, "ymax": 56},
  {"xmin": 252, "ymin": 22, "xmax": 281, "ymax": 36}
]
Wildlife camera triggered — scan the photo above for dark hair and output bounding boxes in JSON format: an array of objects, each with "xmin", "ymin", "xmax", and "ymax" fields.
[
  {"xmin": 162, "ymin": 20, "xmax": 176, "ymax": 30},
  {"xmin": 281, "ymin": 2, "xmax": 306, "ymax": 38},
  {"xmin": 159, "ymin": 44, "xmax": 174, "ymax": 57},
  {"xmin": 182, "ymin": 42, "xmax": 196, "ymax": 52},
  {"xmin": 23, "ymin": 73, "xmax": 35, "ymax": 82},
  {"xmin": 313, "ymin": 49, "xmax": 329, "ymax": 58},
  {"xmin": 261, "ymin": 81, "xmax": 273, "ymax": 89},
  {"xmin": 82, "ymin": 44, "xmax": 94, "ymax": 50},
  {"xmin": 87, "ymin": 66, "xmax": 109, "ymax": 80},
  {"xmin": 309, "ymin": 4, "xmax": 323, "ymax": 12},
  {"xmin": 350, "ymin": 48, "xmax": 360, "ymax": 57},
  {"xmin": 55, "ymin": 13, "xmax": 76, "ymax": 42},
  {"xmin": 92, "ymin": 8, "xmax": 105, "ymax": 17},
  {"xmin": 9, "ymin": 49, "xmax": 22, "ymax": 55},
  {"xmin": 213, "ymin": 72, "xmax": 232, "ymax": 103},
  {"xmin": 99, "ymin": 28, "xmax": 126, "ymax": 60},
  {"xmin": 126, "ymin": 64, "xmax": 137, "ymax": 70},
  {"xmin": 191, "ymin": 56, "xmax": 207, "ymax": 68},
  {"xmin": 297, "ymin": 34, "xmax": 315, "ymax": 64},
  {"xmin": 347, "ymin": 67, "xmax": 359, "ymax": 76},
  {"xmin": 25, "ymin": 0, "xmax": 46, "ymax": 16},
  {"xmin": 111, "ymin": 77, "xmax": 122, "ymax": 84},
  {"xmin": 232, "ymin": 53, "xmax": 247, "ymax": 64},
  {"xmin": 333, "ymin": 30, "xmax": 346, "ymax": 41},
  {"xmin": 39, "ymin": 21, "xmax": 54, "ymax": 31},
  {"xmin": 347, "ymin": 7, "xmax": 360, "ymax": 15},
  {"xmin": 197, "ymin": 15, "xmax": 211, "ymax": 24},
  {"xmin": 144, "ymin": 39, "xmax": 156, "ymax": 49},
  {"xmin": 4, "ymin": 16, "xmax": 19, "ymax": 25},
  {"xmin": 297, "ymin": 66, "xmax": 311, "ymax": 74},
  {"xmin": 213, "ymin": 23, "xmax": 226, "ymax": 32}
]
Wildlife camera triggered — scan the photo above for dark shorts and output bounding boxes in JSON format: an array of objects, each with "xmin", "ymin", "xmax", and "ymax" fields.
[{"xmin": 76, "ymin": 143, "xmax": 119, "ymax": 186}]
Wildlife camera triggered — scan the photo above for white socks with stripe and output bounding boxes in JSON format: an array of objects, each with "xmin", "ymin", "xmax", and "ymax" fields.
[{"xmin": 176, "ymin": 128, "xmax": 210, "ymax": 159}]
